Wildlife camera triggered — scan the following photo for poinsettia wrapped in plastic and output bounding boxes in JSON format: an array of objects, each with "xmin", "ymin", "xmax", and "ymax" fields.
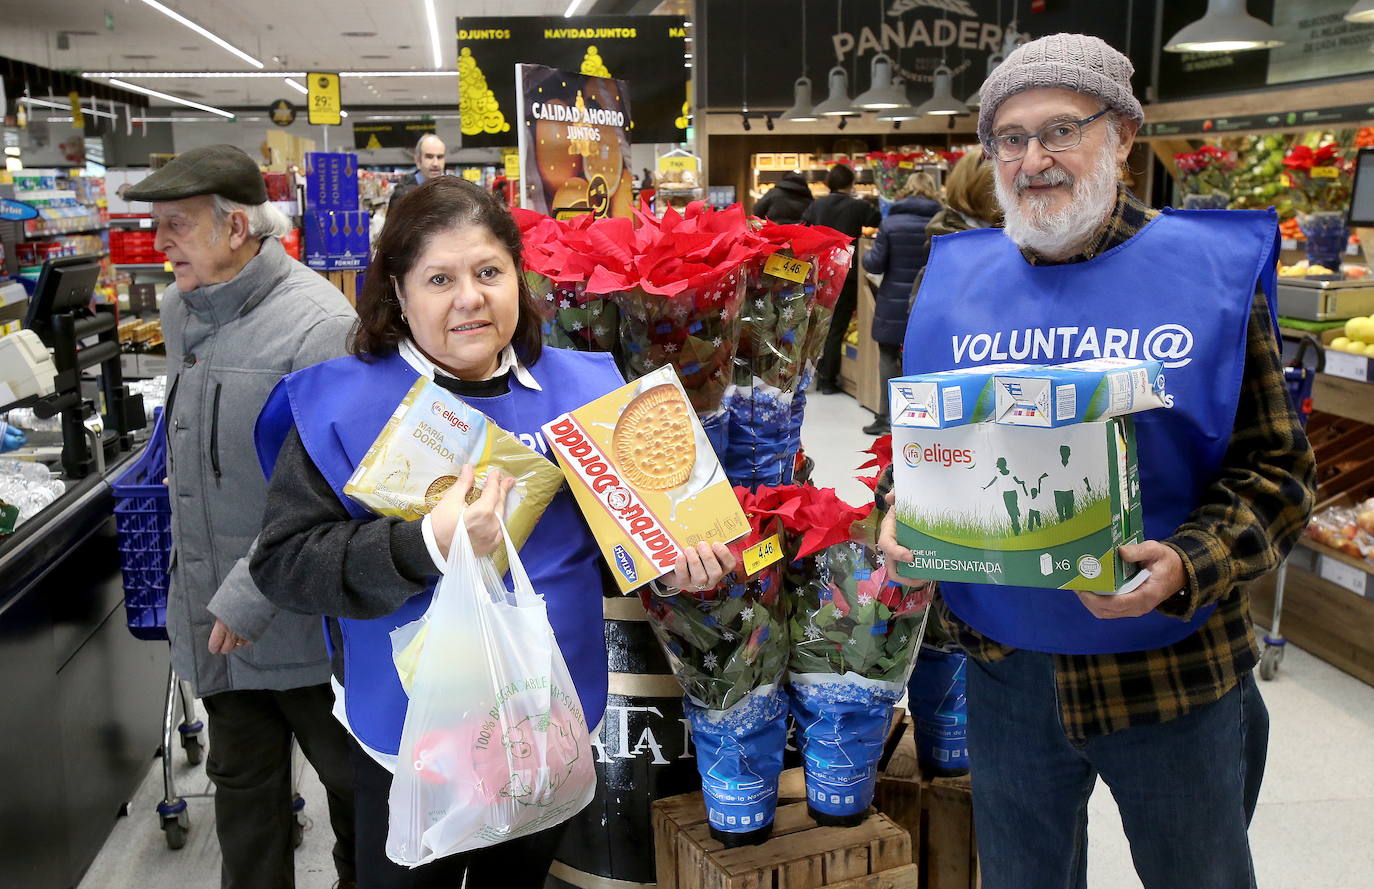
[
  {"xmin": 723, "ymin": 224, "xmax": 854, "ymax": 488},
  {"xmin": 638, "ymin": 490, "xmax": 791, "ymax": 847},
  {"xmin": 513, "ymin": 208, "xmax": 625, "ymax": 355},
  {"xmin": 865, "ymin": 151, "xmax": 921, "ymax": 201},
  {"xmin": 787, "ymin": 234, "xmax": 857, "ymax": 455},
  {"xmin": 614, "ymin": 203, "xmax": 760, "ymax": 454},
  {"xmin": 774, "ymin": 484, "xmax": 931, "ymax": 825}
]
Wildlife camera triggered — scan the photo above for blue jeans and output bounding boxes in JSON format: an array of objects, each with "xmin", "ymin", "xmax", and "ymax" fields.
[{"xmin": 966, "ymin": 650, "xmax": 1268, "ymax": 889}]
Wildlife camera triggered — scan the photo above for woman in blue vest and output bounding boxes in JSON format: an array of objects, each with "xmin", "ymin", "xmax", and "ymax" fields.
[{"xmin": 249, "ymin": 177, "xmax": 735, "ymax": 889}]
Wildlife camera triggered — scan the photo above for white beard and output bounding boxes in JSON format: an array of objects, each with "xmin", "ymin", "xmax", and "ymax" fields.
[{"xmin": 996, "ymin": 144, "xmax": 1120, "ymax": 259}]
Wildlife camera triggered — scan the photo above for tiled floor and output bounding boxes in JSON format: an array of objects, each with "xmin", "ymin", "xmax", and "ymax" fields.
[{"xmin": 76, "ymin": 387, "xmax": 1374, "ymax": 889}]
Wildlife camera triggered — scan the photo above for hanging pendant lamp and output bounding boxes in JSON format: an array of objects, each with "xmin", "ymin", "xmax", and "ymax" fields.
[
  {"xmin": 1345, "ymin": 0, "xmax": 1374, "ymax": 23},
  {"xmin": 853, "ymin": 53, "xmax": 910, "ymax": 109},
  {"xmin": 812, "ymin": 65, "xmax": 860, "ymax": 117},
  {"xmin": 875, "ymin": 80, "xmax": 920, "ymax": 120},
  {"xmin": 965, "ymin": 51, "xmax": 1005, "ymax": 109},
  {"xmin": 1164, "ymin": 0, "xmax": 1284, "ymax": 53},
  {"xmin": 915, "ymin": 65, "xmax": 968, "ymax": 116},
  {"xmin": 781, "ymin": 76, "xmax": 819, "ymax": 122}
]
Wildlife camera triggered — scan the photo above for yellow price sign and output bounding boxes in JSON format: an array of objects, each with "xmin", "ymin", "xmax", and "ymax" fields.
[
  {"xmin": 306, "ymin": 72, "xmax": 342, "ymax": 125},
  {"xmin": 1310, "ymin": 166, "xmax": 1340, "ymax": 179},
  {"xmin": 657, "ymin": 155, "xmax": 699, "ymax": 174},
  {"xmin": 68, "ymin": 92, "xmax": 85, "ymax": 130},
  {"xmin": 163, "ymin": 261, "xmax": 174, "ymax": 272},
  {"xmin": 897, "ymin": 160, "xmax": 914, "ymax": 169},
  {"xmin": 741, "ymin": 534, "xmax": 784, "ymax": 577},
  {"xmin": 504, "ymin": 153, "xmax": 521, "ymax": 179},
  {"xmin": 462, "ymin": 168, "xmax": 483, "ymax": 182},
  {"xmin": 763, "ymin": 252, "xmax": 812, "ymax": 283}
]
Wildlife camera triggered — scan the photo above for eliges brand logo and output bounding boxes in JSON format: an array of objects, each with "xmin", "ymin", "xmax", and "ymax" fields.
[
  {"xmin": 905, "ymin": 442, "xmax": 975, "ymax": 469},
  {"xmin": 950, "ymin": 324, "xmax": 1196, "ymax": 368},
  {"xmin": 430, "ymin": 401, "xmax": 471, "ymax": 433}
]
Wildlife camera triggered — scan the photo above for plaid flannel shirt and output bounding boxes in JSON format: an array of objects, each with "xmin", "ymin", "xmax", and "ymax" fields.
[{"xmin": 904, "ymin": 185, "xmax": 1317, "ymax": 740}]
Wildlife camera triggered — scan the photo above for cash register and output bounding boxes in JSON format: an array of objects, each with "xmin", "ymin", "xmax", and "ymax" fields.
[{"xmin": 0, "ymin": 254, "xmax": 145, "ymax": 477}]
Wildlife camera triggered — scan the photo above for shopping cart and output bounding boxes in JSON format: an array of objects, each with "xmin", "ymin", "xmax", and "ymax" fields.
[
  {"xmin": 113, "ymin": 409, "xmax": 307, "ymax": 849},
  {"xmin": 1258, "ymin": 334, "xmax": 1325, "ymax": 681}
]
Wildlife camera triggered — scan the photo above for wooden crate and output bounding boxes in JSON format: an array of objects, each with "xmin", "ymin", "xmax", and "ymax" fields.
[
  {"xmin": 653, "ymin": 768, "xmax": 916, "ymax": 889},
  {"xmin": 319, "ymin": 269, "xmax": 362, "ymax": 306},
  {"xmin": 873, "ymin": 717, "xmax": 980, "ymax": 889}
]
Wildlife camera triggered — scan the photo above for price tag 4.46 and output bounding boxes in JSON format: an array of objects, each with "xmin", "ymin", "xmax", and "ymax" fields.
[
  {"xmin": 1310, "ymin": 166, "xmax": 1341, "ymax": 179},
  {"xmin": 763, "ymin": 252, "xmax": 812, "ymax": 284},
  {"xmin": 741, "ymin": 533, "xmax": 784, "ymax": 576}
]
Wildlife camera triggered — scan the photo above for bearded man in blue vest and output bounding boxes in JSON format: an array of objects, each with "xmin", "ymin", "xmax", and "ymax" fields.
[{"xmin": 878, "ymin": 34, "xmax": 1316, "ymax": 889}]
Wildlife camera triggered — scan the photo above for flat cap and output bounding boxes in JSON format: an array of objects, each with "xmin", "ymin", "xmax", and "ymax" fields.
[
  {"xmin": 125, "ymin": 144, "xmax": 268, "ymax": 205},
  {"xmin": 977, "ymin": 33, "xmax": 1143, "ymax": 144}
]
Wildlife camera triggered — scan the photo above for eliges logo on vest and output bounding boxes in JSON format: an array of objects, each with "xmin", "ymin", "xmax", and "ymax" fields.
[
  {"xmin": 951, "ymin": 324, "xmax": 1195, "ymax": 369},
  {"xmin": 429, "ymin": 401, "xmax": 472, "ymax": 433}
]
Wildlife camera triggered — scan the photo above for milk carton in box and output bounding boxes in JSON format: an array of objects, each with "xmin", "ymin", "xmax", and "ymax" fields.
[
  {"xmin": 889, "ymin": 363, "xmax": 1040, "ymax": 428},
  {"xmin": 891, "ymin": 417, "xmax": 1145, "ymax": 592},
  {"xmin": 992, "ymin": 358, "xmax": 1167, "ymax": 428}
]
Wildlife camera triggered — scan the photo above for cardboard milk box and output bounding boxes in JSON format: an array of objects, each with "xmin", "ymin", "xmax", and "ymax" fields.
[
  {"xmin": 890, "ymin": 416, "xmax": 1145, "ymax": 592},
  {"xmin": 992, "ymin": 358, "xmax": 1167, "ymax": 428},
  {"xmin": 889, "ymin": 363, "xmax": 1041, "ymax": 428},
  {"xmin": 543, "ymin": 365, "xmax": 749, "ymax": 592}
]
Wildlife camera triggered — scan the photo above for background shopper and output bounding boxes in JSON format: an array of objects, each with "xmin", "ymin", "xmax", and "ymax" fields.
[
  {"xmin": 128, "ymin": 145, "xmax": 359, "ymax": 889},
  {"xmin": 753, "ymin": 171, "xmax": 814, "ymax": 224},
  {"xmin": 802, "ymin": 163, "xmax": 882, "ymax": 395},
  {"xmin": 860, "ymin": 172, "xmax": 941, "ymax": 435},
  {"xmin": 387, "ymin": 132, "xmax": 446, "ymax": 214},
  {"xmin": 926, "ymin": 145, "xmax": 1003, "ymax": 236}
]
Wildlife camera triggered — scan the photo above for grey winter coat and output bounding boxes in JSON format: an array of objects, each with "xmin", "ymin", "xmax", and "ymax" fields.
[{"xmin": 162, "ymin": 237, "xmax": 356, "ymax": 696}]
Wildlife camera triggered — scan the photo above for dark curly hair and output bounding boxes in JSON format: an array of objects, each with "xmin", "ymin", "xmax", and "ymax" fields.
[{"xmin": 350, "ymin": 177, "xmax": 543, "ymax": 366}]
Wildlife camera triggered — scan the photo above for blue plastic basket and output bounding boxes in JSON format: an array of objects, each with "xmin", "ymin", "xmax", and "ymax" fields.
[{"xmin": 112, "ymin": 409, "xmax": 171, "ymax": 641}]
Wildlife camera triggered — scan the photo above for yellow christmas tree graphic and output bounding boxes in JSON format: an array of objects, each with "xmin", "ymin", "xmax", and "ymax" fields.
[
  {"xmin": 580, "ymin": 46, "xmax": 611, "ymax": 78},
  {"xmin": 458, "ymin": 47, "xmax": 511, "ymax": 136},
  {"xmin": 676, "ymin": 79, "xmax": 691, "ymax": 130}
]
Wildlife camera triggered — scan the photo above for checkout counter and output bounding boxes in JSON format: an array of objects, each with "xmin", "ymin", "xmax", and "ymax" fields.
[{"xmin": 0, "ymin": 256, "xmax": 166, "ymax": 889}]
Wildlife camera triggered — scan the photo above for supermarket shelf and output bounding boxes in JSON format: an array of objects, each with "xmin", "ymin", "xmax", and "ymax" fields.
[
  {"xmin": 1298, "ymin": 537, "xmax": 1374, "ymax": 580},
  {"xmin": 1251, "ymin": 557, "xmax": 1374, "ymax": 687},
  {"xmin": 1313, "ymin": 372, "xmax": 1374, "ymax": 426},
  {"xmin": 113, "ymin": 262, "xmax": 171, "ymax": 270},
  {"xmin": 108, "ymin": 217, "xmax": 155, "ymax": 229},
  {"xmin": 23, "ymin": 225, "xmax": 107, "ymax": 239}
]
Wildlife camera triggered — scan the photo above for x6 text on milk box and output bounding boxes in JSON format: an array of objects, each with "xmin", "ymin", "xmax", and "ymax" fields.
[
  {"xmin": 889, "ymin": 367, "xmax": 1148, "ymax": 592},
  {"xmin": 992, "ymin": 358, "xmax": 1167, "ymax": 427}
]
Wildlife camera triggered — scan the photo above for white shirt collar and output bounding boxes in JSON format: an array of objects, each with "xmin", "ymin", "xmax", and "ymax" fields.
[{"xmin": 398, "ymin": 339, "xmax": 542, "ymax": 391}]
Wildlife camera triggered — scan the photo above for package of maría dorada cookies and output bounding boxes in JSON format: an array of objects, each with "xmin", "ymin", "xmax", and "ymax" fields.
[
  {"xmin": 542, "ymin": 365, "xmax": 749, "ymax": 593},
  {"xmin": 343, "ymin": 377, "xmax": 565, "ymax": 573}
]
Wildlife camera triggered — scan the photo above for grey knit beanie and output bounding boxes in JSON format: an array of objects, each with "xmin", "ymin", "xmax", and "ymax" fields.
[{"xmin": 976, "ymin": 33, "xmax": 1143, "ymax": 144}]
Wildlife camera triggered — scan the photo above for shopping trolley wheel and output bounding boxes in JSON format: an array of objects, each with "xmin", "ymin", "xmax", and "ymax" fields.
[
  {"xmin": 181, "ymin": 733, "xmax": 204, "ymax": 766},
  {"xmin": 161, "ymin": 810, "xmax": 190, "ymax": 850},
  {"xmin": 1259, "ymin": 642, "xmax": 1285, "ymax": 681}
]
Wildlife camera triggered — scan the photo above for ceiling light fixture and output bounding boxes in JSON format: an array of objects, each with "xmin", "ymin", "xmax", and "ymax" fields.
[
  {"xmin": 283, "ymin": 77, "xmax": 308, "ymax": 95},
  {"xmin": 1345, "ymin": 0, "xmax": 1374, "ymax": 22},
  {"xmin": 1164, "ymin": 0, "xmax": 1285, "ymax": 52},
  {"xmin": 781, "ymin": 77, "xmax": 819, "ymax": 122},
  {"xmin": 564, "ymin": 0, "xmax": 586, "ymax": 16},
  {"xmin": 853, "ymin": 53, "xmax": 908, "ymax": 109},
  {"xmin": 915, "ymin": 65, "xmax": 968, "ymax": 115},
  {"xmin": 107, "ymin": 77, "xmax": 235, "ymax": 118},
  {"xmin": 83, "ymin": 70, "xmax": 458, "ymax": 79},
  {"xmin": 813, "ymin": 66, "xmax": 859, "ymax": 117},
  {"xmin": 422, "ymin": 0, "xmax": 443, "ymax": 68},
  {"xmin": 136, "ymin": 0, "xmax": 264, "ymax": 68}
]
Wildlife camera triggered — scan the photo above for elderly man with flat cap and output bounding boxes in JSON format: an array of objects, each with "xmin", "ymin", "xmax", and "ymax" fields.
[
  {"xmin": 128, "ymin": 144, "xmax": 358, "ymax": 889},
  {"xmin": 879, "ymin": 34, "xmax": 1315, "ymax": 889}
]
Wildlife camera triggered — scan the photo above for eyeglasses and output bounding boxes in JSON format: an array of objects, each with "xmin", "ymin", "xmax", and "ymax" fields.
[{"xmin": 985, "ymin": 109, "xmax": 1111, "ymax": 162}]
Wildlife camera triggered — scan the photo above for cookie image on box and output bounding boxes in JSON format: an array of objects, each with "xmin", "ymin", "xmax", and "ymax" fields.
[
  {"xmin": 613, "ymin": 384, "xmax": 696, "ymax": 491},
  {"xmin": 424, "ymin": 475, "xmax": 459, "ymax": 509}
]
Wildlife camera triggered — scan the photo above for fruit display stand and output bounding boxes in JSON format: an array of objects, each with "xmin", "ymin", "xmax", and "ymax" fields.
[{"xmin": 652, "ymin": 769, "xmax": 915, "ymax": 889}]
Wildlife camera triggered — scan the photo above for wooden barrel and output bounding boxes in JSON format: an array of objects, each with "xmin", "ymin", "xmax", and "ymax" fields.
[{"xmin": 547, "ymin": 596, "xmax": 702, "ymax": 889}]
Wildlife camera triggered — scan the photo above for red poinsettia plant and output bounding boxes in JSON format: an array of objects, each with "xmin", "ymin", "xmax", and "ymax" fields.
[
  {"xmin": 1173, "ymin": 144, "xmax": 1237, "ymax": 197},
  {"xmin": 1283, "ymin": 142, "xmax": 1353, "ymax": 214}
]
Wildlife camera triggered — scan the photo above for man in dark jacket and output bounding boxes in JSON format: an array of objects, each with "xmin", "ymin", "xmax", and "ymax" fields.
[
  {"xmin": 753, "ymin": 171, "xmax": 814, "ymax": 224},
  {"xmin": 386, "ymin": 133, "xmax": 446, "ymax": 214},
  {"xmin": 802, "ymin": 163, "xmax": 882, "ymax": 394},
  {"xmin": 861, "ymin": 174, "xmax": 941, "ymax": 434}
]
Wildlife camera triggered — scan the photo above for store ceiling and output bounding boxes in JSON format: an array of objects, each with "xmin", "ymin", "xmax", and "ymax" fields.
[{"xmin": 0, "ymin": 0, "xmax": 677, "ymax": 114}]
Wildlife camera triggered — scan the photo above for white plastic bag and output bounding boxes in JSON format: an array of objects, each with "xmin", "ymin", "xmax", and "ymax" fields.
[{"xmin": 385, "ymin": 513, "xmax": 597, "ymax": 867}]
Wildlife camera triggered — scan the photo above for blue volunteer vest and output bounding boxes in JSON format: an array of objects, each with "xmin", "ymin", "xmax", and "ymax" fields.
[
  {"xmin": 903, "ymin": 208, "xmax": 1279, "ymax": 654},
  {"xmin": 254, "ymin": 347, "xmax": 624, "ymax": 754}
]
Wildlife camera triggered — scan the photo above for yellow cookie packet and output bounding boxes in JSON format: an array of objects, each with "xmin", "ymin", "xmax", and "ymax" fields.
[{"xmin": 344, "ymin": 377, "xmax": 565, "ymax": 574}]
